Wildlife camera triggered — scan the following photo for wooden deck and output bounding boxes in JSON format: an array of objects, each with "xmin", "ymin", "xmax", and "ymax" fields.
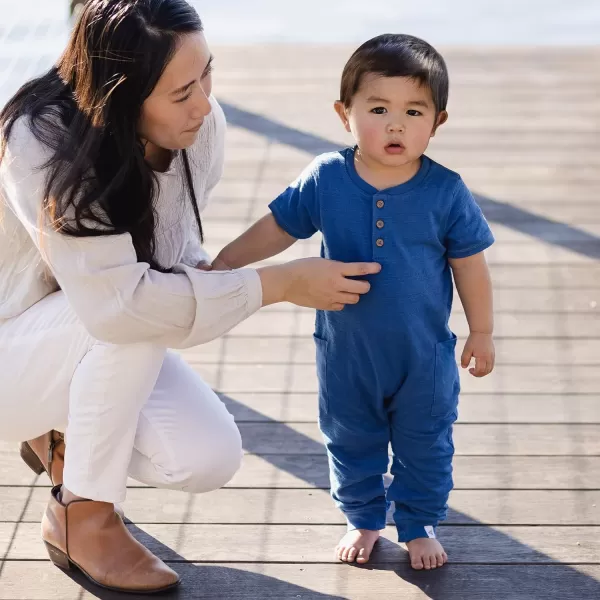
[{"xmin": 1, "ymin": 45, "xmax": 600, "ymax": 598}]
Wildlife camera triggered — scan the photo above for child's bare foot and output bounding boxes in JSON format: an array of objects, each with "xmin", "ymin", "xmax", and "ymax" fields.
[
  {"xmin": 406, "ymin": 538, "xmax": 448, "ymax": 570},
  {"xmin": 336, "ymin": 529, "xmax": 380, "ymax": 564}
]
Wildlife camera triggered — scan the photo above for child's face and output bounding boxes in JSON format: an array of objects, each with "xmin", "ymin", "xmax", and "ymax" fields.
[{"xmin": 335, "ymin": 74, "xmax": 447, "ymax": 169}]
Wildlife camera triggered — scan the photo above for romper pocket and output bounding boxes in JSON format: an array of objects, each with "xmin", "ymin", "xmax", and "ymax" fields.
[
  {"xmin": 432, "ymin": 335, "xmax": 460, "ymax": 417},
  {"xmin": 313, "ymin": 334, "xmax": 329, "ymax": 411}
]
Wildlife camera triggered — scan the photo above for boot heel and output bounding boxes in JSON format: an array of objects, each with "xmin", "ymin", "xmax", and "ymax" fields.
[
  {"xmin": 44, "ymin": 541, "xmax": 73, "ymax": 570},
  {"xmin": 19, "ymin": 442, "xmax": 45, "ymax": 475}
]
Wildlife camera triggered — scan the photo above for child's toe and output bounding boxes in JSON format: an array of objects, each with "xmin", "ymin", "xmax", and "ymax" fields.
[
  {"xmin": 356, "ymin": 547, "xmax": 369, "ymax": 564},
  {"xmin": 411, "ymin": 554, "xmax": 424, "ymax": 570},
  {"xmin": 347, "ymin": 547, "xmax": 358, "ymax": 562}
]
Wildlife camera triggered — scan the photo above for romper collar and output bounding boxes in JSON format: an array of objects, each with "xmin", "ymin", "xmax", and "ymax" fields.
[{"xmin": 344, "ymin": 146, "xmax": 432, "ymax": 195}]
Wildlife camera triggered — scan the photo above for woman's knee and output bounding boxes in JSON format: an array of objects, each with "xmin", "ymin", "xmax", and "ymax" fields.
[
  {"xmin": 164, "ymin": 419, "xmax": 243, "ymax": 494},
  {"xmin": 96, "ymin": 341, "xmax": 166, "ymax": 372}
]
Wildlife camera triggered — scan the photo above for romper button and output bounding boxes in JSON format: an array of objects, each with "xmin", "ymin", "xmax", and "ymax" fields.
[
  {"xmin": 376, "ymin": 200, "xmax": 384, "ymax": 209},
  {"xmin": 376, "ymin": 238, "xmax": 384, "ymax": 247},
  {"xmin": 376, "ymin": 219, "xmax": 384, "ymax": 229}
]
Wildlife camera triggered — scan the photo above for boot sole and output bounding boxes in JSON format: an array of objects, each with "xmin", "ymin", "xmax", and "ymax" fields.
[
  {"xmin": 19, "ymin": 442, "xmax": 46, "ymax": 476},
  {"xmin": 44, "ymin": 541, "xmax": 180, "ymax": 594}
]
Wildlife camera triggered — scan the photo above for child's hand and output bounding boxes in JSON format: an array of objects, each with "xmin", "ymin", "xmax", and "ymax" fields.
[
  {"xmin": 195, "ymin": 257, "xmax": 232, "ymax": 271},
  {"xmin": 211, "ymin": 257, "xmax": 232, "ymax": 271},
  {"xmin": 461, "ymin": 332, "xmax": 495, "ymax": 377}
]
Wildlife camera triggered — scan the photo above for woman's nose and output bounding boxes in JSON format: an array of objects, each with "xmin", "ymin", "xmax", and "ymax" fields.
[{"xmin": 190, "ymin": 88, "xmax": 212, "ymax": 120}]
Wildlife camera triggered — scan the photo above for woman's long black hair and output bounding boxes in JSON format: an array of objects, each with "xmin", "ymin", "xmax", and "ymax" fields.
[{"xmin": 0, "ymin": 0, "xmax": 204, "ymax": 270}]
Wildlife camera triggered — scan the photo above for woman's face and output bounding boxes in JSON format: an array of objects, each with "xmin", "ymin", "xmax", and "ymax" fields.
[{"xmin": 139, "ymin": 31, "xmax": 213, "ymax": 152}]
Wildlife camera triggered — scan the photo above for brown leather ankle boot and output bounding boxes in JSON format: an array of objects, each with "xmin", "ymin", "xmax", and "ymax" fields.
[
  {"xmin": 20, "ymin": 431, "xmax": 65, "ymax": 486},
  {"xmin": 42, "ymin": 485, "xmax": 180, "ymax": 593}
]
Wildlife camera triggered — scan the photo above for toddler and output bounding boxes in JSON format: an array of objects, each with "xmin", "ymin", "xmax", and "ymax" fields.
[{"xmin": 212, "ymin": 34, "xmax": 495, "ymax": 570}]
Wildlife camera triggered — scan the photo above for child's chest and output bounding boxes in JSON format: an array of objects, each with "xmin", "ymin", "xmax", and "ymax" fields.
[{"xmin": 318, "ymin": 189, "xmax": 447, "ymax": 268}]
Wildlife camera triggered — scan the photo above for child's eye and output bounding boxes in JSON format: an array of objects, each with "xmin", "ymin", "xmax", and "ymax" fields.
[
  {"xmin": 370, "ymin": 107, "xmax": 387, "ymax": 115},
  {"xmin": 407, "ymin": 109, "xmax": 423, "ymax": 116}
]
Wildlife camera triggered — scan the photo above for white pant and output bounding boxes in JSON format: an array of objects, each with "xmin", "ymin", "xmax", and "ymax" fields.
[{"xmin": 0, "ymin": 292, "xmax": 243, "ymax": 503}]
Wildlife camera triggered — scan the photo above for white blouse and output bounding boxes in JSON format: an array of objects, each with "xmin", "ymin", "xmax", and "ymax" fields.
[{"xmin": 0, "ymin": 96, "xmax": 262, "ymax": 348}]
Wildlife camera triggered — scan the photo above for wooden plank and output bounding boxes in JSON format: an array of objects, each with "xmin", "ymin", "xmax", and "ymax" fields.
[
  {"xmin": 182, "ymin": 337, "xmax": 600, "ymax": 366},
  {"xmin": 213, "ymin": 179, "xmax": 600, "ymax": 204},
  {"xmin": 235, "ymin": 423, "xmax": 600, "ymax": 456},
  {"xmin": 213, "ymin": 364, "xmax": 600, "ymax": 394},
  {"xmin": 486, "ymin": 265, "xmax": 600, "ymax": 289},
  {"xmin": 1, "ymin": 562, "xmax": 598, "ymax": 600},
  {"xmin": 225, "ymin": 312, "xmax": 600, "ymax": 339},
  {"xmin": 6, "ymin": 524, "xmax": 600, "ymax": 564},
  {"xmin": 200, "ymin": 218, "xmax": 600, "ymax": 245},
  {"xmin": 13, "ymin": 488, "xmax": 599, "ymax": 526},
  {"xmin": 220, "ymin": 150, "xmax": 600, "ymax": 169},
  {"xmin": 185, "ymin": 259, "xmax": 600, "ymax": 290},
  {"xmin": 218, "ymin": 393, "xmax": 600, "ymax": 424},
  {"xmin": 0, "ymin": 487, "xmax": 30, "ymax": 521},
  {"xmin": 3, "ymin": 452, "xmax": 598, "ymax": 491},
  {"xmin": 204, "ymin": 233, "xmax": 600, "ymax": 267},
  {"xmin": 205, "ymin": 199, "xmax": 600, "ymax": 225}
]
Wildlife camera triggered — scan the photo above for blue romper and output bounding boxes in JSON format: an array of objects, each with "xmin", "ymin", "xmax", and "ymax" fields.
[{"xmin": 269, "ymin": 148, "xmax": 494, "ymax": 542}]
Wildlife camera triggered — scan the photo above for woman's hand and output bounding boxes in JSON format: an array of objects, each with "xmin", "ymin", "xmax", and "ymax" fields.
[{"xmin": 258, "ymin": 258, "xmax": 381, "ymax": 310}]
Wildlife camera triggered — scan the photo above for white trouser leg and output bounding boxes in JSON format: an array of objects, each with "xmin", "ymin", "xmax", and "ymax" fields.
[
  {"xmin": 128, "ymin": 351, "xmax": 243, "ymax": 494},
  {"xmin": 0, "ymin": 292, "xmax": 242, "ymax": 503}
]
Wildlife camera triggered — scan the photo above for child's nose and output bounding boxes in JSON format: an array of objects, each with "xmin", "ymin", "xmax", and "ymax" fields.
[{"xmin": 386, "ymin": 121, "xmax": 404, "ymax": 133}]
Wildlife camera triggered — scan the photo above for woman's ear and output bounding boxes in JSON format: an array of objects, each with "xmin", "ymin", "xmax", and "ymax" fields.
[{"xmin": 334, "ymin": 101, "xmax": 351, "ymax": 133}]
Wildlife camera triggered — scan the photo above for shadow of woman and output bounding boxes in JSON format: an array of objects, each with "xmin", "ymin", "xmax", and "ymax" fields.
[{"xmin": 57, "ymin": 521, "xmax": 347, "ymax": 600}]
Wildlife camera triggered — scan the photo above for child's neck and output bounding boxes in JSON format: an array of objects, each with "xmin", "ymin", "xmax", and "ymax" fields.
[{"xmin": 354, "ymin": 148, "xmax": 421, "ymax": 191}]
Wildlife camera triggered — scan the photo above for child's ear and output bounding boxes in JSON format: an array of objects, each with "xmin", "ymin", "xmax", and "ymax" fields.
[
  {"xmin": 431, "ymin": 110, "xmax": 448, "ymax": 137},
  {"xmin": 334, "ymin": 101, "xmax": 351, "ymax": 133}
]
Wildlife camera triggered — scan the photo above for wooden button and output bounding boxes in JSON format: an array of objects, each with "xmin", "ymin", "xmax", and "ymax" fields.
[
  {"xmin": 376, "ymin": 200, "xmax": 384, "ymax": 209},
  {"xmin": 376, "ymin": 238, "xmax": 384, "ymax": 247},
  {"xmin": 376, "ymin": 219, "xmax": 384, "ymax": 229}
]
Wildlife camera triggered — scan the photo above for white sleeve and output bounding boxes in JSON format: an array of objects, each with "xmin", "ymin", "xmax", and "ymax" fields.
[{"xmin": 1, "ymin": 119, "xmax": 262, "ymax": 348}]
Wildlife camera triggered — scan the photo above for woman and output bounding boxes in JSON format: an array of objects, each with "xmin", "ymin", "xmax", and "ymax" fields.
[{"xmin": 0, "ymin": 0, "xmax": 379, "ymax": 593}]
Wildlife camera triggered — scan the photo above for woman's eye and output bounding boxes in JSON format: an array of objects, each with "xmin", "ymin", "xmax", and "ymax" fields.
[
  {"xmin": 407, "ymin": 109, "xmax": 422, "ymax": 116},
  {"xmin": 371, "ymin": 107, "xmax": 387, "ymax": 114},
  {"xmin": 175, "ymin": 91, "xmax": 193, "ymax": 103}
]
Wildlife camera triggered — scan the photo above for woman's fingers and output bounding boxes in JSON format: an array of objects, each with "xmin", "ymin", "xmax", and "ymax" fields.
[
  {"xmin": 339, "ymin": 262, "xmax": 381, "ymax": 277},
  {"xmin": 335, "ymin": 292, "xmax": 361, "ymax": 305},
  {"xmin": 274, "ymin": 258, "xmax": 380, "ymax": 310},
  {"xmin": 339, "ymin": 278, "xmax": 371, "ymax": 295}
]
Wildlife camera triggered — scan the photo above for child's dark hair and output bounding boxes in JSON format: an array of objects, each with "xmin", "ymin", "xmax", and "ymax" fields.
[{"xmin": 340, "ymin": 34, "xmax": 449, "ymax": 113}]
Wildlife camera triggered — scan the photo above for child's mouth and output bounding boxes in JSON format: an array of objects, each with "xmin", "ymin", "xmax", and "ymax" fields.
[{"xmin": 385, "ymin": 143, "xmax": 405, "ymax": 155}]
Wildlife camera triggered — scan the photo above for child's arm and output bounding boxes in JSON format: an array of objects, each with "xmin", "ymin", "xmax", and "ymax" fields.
[
  {"xmin": 213, "ymin": 214, "xmax": 297, "ymax": 270},
  {"xmin": 449, "ymin": 252, "xmax": 495, "ymax": 377}
]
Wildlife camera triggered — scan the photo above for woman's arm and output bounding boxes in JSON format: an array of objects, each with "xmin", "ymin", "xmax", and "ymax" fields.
[{"xmin": 2, "ymin": 120, "xmax": 380, "ymax": 347}]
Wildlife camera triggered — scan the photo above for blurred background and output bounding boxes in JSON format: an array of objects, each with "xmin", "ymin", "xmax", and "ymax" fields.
[{"xmin": 1, "ymin": 2, "xmax": 599, "ymax": 598}]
